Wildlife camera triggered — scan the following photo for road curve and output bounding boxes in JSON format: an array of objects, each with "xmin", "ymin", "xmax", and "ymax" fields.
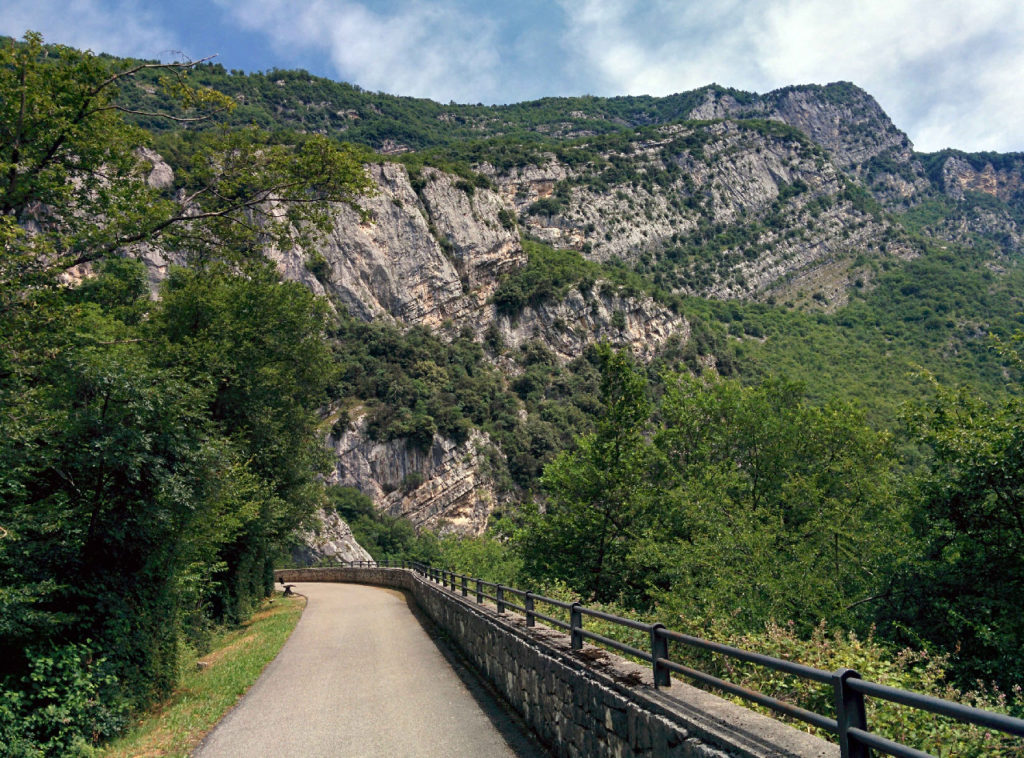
[{"xmin": 193, "ymin": 581, "xmax": 549, "ymax": 758}]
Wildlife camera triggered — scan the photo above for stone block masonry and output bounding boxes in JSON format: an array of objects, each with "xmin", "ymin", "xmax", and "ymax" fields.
[{"xmin": 275, "ymin": 567, "xmax": 837, "ymax": 758}]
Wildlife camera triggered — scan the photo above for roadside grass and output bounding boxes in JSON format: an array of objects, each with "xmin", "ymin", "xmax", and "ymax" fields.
[{"xmin": 99, "ymin": 592, "xmax": 305, "ymax": 758}]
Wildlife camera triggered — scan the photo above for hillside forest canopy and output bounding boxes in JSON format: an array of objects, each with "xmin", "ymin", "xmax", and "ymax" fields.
[{"xmin": 1, "ymin": 33, "xmax": 1023, "ymax": 756}]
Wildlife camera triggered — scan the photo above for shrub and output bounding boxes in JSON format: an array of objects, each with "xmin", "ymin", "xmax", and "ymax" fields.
[
  {"xmin": 0, "ymin": 643, "xmax": 128, "ymax": 757},
  {"xmin": 401, "ymin": 471, "xmax": 425, "ymax": 493},
  {"xmin": 680, "ymin": 620, "xmax": 1024, "ymax": 757}
]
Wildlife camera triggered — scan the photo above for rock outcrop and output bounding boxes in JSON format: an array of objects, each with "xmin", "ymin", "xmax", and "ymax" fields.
[
  {"xmin": 291, "ymin": 509, "xmax": 373, "ymax": 565},
  {"xmin": 941, "ymin": 154, "xmax": 1024, "ymax": 204},
  {"xmin": 328, "ymin": 416, "xmax": 506, "ymax": 535},
  {"xmin": 490, "ymin": 284, "xmax": 687, "ymax": 365},
  {"xmin": 488, "ymin": 120, "xmax": 907, "ymax": 306},
  {"xmin": 292, "ymin": 163, "xmax": 525, "ymax": 331}
]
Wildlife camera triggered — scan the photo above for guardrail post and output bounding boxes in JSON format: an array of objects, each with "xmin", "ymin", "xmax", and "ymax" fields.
[
  {"xmin": 833, "ymin": 668, "xmax": 869, "ymax": 758},
  {"xmin": 525, "ymin": 592, "xmax": 535, "ymax": 627},
  {"xmin": 461, "ymin": 575, "xmax": 468, "ymax": 597},
  {"xmin": 650, "ymin": 623, "xmax": 670, "ymax": 687},
  {"xmin": 476, "ymin": 579, "xmax": 483, "ymax": 604},
  {"xmin": 570, "ymin": 603, "xmax": 583, "ymax": 651},
  {"xmin": 496, "ymin": 585, "xmax": 505, "ymax": 614}
]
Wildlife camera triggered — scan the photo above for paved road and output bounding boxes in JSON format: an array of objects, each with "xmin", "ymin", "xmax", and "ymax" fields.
[{"xmin": 193, "ymin": 582, "xmax": 549, "ymax": 758}]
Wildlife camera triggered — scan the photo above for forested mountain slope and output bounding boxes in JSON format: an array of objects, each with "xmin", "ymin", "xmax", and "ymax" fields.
[
  {"xmin": 116, "ymin": 59, "xmax": 1024, "ymax": 534},
  {"xmin": 3, "ymin": 36, "xmax": 1023, "ymax": 754}
]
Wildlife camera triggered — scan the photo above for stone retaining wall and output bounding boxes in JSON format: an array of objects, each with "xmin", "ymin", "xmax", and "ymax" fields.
[{"xmin": 275, "ymin": 567, "xmax": 836, "ymax": 758}]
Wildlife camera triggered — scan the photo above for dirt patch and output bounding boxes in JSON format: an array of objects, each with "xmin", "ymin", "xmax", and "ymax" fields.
[
  {"xmin": 244, "ymin": 594, "xmax": 305, "ymax": 626},
  {"xmin": 197, "ymin": 633, "xmax": 256, "ymax": 667}
]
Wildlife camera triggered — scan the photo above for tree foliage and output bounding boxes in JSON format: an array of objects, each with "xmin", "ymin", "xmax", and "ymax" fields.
[
  {"xmin": 888, "ymin": 362, "xmax": 1024, "ymax": 687},
  {"xmin": 0, "ymin": 33, "xmax": 370, "ymax": 751},
  {"xmin": 518, "ymin": 346, "xmax": 903, "ymax": 631}
]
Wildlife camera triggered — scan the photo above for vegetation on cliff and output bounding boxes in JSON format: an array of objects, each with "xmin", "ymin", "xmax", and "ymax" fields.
[{"xmin": 3, "ymin": 30, "xmax": 1024, "ymax": 754}]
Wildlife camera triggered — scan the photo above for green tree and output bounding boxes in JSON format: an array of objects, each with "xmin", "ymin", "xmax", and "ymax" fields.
[
  {"xmin": 154, "ymin": 263, "xmax": 335, "ymax": 620},
  {"xmin": 891, "ymin": 368, "xmax": 1024, "ymax": 687},
  {"xmin": 517, "ymin": 353, "xmax": 902, "ymax": 627},
  {"xmin": 648, "ymin": 375, "xmax": 902, "ymax": 632},
  {"xmin": 0, "ymin": 33, "xmax": 371, "ymax": 283},
  {"xmin": 517, "ymin": 344, "xmax": 656, "ymax": 602},
  {"xmin": 0, "ymin": 33, "xmax": 371, "ymax": 750}
]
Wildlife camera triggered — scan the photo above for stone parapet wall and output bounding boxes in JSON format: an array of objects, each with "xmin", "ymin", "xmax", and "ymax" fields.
[{"xmin": 274, "ymin": 568, "xmax": 836, "ymax": 758}]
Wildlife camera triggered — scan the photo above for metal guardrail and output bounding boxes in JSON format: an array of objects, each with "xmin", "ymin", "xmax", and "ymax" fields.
[{"xmin": 329, "ymin": 560, "xmax": 1024, "ymax": 758}]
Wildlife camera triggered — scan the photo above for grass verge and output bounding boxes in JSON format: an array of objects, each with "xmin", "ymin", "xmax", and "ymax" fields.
[{"xmin": 99, "ymin": 591, "xmax": 305, "ymax": 758}]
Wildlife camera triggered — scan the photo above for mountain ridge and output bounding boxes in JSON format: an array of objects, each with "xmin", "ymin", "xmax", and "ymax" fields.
[{"xmin": 104, "ymin": 58, "xmax": 1024, "ymax": 537}]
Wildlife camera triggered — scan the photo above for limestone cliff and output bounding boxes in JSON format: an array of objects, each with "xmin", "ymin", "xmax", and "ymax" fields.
[
  {"xmin": 940, "ymin": 154, "xmax": 1024, "ymax": 205},
  {"xmin": 487, "ymin": 120, "xmax": 913, "ymax": 308},
  {"xmin": 270, "ymin": 160, "xmax": 688, "ymax": 351},
  {"xmin": 291, "ymin": 509, "xmax": 373, "ymax": 565},
  {"xmin": 210, "ymin": 159, "xmax": 693, "ymax": 537},
  {"xmin": 690, "ymin": 83, "xmax": 931, "ymax": 201},
  {"xmin": 327, "ymin": 415, "xmax": 506, "ymax": 536},
  {"xmin": 283, "ymin": 163, "xmax": 524, "ymax": 331},
  {"xmin": 489, "ymin": 283, "xmax": 687, "ymax": 366}
]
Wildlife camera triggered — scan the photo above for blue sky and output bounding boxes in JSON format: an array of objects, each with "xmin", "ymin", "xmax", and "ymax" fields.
[{"xmin": 2, "ymin": 0, "xmax": 1022, "ymax": 153}]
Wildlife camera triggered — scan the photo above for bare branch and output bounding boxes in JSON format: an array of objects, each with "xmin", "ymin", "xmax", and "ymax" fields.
[
  {"xmin": 89, "ymin": 104, "xmax": 232, "ymax": 123},
  {"xmin": 88, "ymin": 55, "xmax": 219, "ymax": 98}
]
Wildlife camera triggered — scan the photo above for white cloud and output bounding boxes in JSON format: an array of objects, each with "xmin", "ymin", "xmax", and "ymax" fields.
[
  {"xmin": 214, "ymin": 0, "xmax": 502, "ymax": 102},
  {"xmin": 0, "ymin": 0, "xmax": 180, "ymax": 60},
  {"xmin": 556, "ymin": 0, "xmax": 1024, "ymax": 151}
]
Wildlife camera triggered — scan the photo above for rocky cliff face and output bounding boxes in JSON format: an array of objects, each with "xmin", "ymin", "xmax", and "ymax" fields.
[
  {"xmin": 690, "ymin": 83, "xmax": 909, "ymax": 166},
  {"xmin": 270, "ymin": 159, "xmax": 690, "ymax": 350},
  {"xmin": 941, "ymin": 155, "xmax": 1024, "ymax": 204},
  {"xmin": 291, "ymin": 509, "xmax": 373, "ymax": 565},
  {"xmin": 487, "ymin": 120, "xmax": 911, "ymax": 307},
  {"xmin": 327, "ymin": 415, "xmax": 506, "ymax": 535},
  {"xmin": 690, "ymin": 84, "xmax": 931, "ymax": 202},
  {"xmin": 195, "ymin": 158, "xmax": 695, "ymax": 538},
  {"xmin": 295, "ymin": 163, "xmax": 522, "ymax": 329},
  {"xmin": 490, "ymin": 284, "xmax": 687, "ymax": 366}
]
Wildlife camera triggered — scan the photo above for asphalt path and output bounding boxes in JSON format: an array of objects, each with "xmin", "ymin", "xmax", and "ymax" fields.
[{"xmin": 193, "ymin": 581, "xmax": 550, "ymax": 758}]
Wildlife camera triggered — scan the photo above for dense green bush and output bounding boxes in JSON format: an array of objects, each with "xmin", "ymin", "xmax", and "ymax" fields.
[
  {"xmin": 492, "ymin": 240, "xmax": 602, "ymax": 316},
  {"xmin": 0, "ymin": 643, "xmax": 127, "ymax": 757}
]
